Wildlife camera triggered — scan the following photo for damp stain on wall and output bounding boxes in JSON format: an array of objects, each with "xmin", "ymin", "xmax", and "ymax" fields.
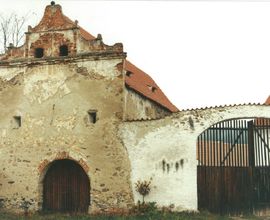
[{"xmin": 161, "ymin": 158, "xmax": 187, "ymax": 173}]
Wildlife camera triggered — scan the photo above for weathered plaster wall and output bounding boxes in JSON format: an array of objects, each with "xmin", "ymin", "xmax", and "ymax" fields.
[
  {"xmin": 120, "ymin": 105, "xmax": 270, "ymax": 211},
  {"xmin": 123, "ymin": 88, "xmax": 171, "ymax": 120},
  {"xmin": 0, "ymin": 56, "xmax": 133, "ymax": 213}
]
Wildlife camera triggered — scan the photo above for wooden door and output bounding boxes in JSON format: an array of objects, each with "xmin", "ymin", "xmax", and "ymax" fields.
[{"xmin": 43, "ymin": 159, "xmax": 90, "ymax": 213}]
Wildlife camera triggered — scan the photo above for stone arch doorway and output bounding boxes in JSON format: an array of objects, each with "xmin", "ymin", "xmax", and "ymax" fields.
[{"xmin": 43, "ymin": 159, "xmax": 90, "ymax": 213}]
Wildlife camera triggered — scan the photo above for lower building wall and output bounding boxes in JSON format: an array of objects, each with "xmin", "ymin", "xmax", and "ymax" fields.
[
  {"xmin": 1, "ymin": 99, "xmax": 270, "ymax": 214},
  {"xmin": 0, "ymin": 59, "xmax": 134, "ymax": 214},
  {"xmin": 0, "ymin": 116, "xmax": 133, "ymax": 214}
]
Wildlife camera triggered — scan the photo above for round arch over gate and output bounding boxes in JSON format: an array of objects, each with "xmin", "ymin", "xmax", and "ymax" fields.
[
  {"xmin": 42, "ymin": 159, "xmax": 90, "ymax": 213},
  {"xmin": 197, "ymin": 117, "xmax": 270, "ymax": 214}
]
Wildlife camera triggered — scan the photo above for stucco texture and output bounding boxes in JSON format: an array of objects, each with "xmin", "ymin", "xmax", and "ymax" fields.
[{"xmin": 0, "ymin": 57, "xmax": 134, "ymax": 213}]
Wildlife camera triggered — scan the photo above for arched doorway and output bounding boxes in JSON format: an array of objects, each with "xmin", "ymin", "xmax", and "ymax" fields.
[{"xmin": 43, "ymin": 159, "xmax": 90, "ymax": 213}]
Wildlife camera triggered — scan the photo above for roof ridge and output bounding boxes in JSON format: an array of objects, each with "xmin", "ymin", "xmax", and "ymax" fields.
[{"xmin": 180, "ymin": 103, "xmax": 264, "ymax": 111}]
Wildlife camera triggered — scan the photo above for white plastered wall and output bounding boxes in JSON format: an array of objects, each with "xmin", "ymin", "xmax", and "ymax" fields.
[{"xmin": 120, "ymin": 104, "xmax": 270, "ymax": 211}]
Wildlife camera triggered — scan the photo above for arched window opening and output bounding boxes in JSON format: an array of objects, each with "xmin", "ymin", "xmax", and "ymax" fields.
[
  {"xmin": 59, "ymin": 45, "xmax": 68, "ymax": 56},
  {"xmin": 35, "ymin": 48, "xmax": 44, "ymax": 58}
]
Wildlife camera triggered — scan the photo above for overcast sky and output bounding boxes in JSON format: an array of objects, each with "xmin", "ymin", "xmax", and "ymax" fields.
[{"xmin": 1, "ymin": 0, "xmax": 270, "ymax": 110}]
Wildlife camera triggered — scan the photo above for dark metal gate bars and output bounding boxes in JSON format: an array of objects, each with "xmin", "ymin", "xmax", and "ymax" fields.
[{"xmin": 197, "ymin": 118, "xmax": 270, "ymax": 214}]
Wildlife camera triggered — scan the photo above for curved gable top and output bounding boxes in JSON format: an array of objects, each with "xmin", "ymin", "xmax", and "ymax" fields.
[
  {"xmin": 124, "ymin": 60, "xmax": 179, "ymax": 113},
  {"xmin": 31, "ymin": 3, "xmax": 95, "ymax": 41}
]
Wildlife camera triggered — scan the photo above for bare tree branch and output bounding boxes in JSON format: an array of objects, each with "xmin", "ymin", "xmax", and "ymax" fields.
[{"xmin": 0, "ymin": 11, "xmax": 34, "ymax": 54}]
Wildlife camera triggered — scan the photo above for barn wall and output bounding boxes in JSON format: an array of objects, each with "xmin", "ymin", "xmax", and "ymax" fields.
[
  {"xmin": 2, "ymin": 3, "xmax": 270, "ymax": 214},
  {"xmin": 123, "ymin": 88, "xmax": 171, "ymax": 120},
  {"xmin": 0, "ymin": 57, "xmax": 133, "ymax": 213},
  {"xmin": 120, "ymin": 105, "xmax": 270, "ymax": 211}
]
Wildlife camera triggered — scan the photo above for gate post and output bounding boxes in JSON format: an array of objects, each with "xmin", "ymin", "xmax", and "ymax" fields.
[
  {"xmin": 248, "ymin": 121, "xmax": 255, "ymax": 167},
  {"xmin": 248, "ymin": 120, "xmax": 255, "ymax": 213}
]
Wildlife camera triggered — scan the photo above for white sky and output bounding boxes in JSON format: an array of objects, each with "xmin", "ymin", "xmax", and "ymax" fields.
[{"xmin": 1, "ymin": 0, "xmax": 270, "ymax": 110}]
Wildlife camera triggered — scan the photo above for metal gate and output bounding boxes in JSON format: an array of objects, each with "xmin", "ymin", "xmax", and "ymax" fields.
[
  {"xmin": 197, "ymin": 118, "xmax": 270, "ymax": 214},
  {"xmin": 43, "ymin": 159, "xmax": 90, "ymax": 213}
]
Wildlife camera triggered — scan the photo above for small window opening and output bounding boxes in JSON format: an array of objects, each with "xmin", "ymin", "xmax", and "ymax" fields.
[
  {"xmin": 13, "ymin": 116, "xmax": 21, "ymax": 128},
  {"xmin": 147, "ymin": 85, "xmax": 157, "ymax": 92},
  {"xmin": 35, "ymin": 48, "xmax": 44, "ymax": 58},
  {"xmin": 87, "ymin": 110, "xmax": 97, "ymax": 124},
  {"xmin": 126, "ymin": 71, "xmax": 133, "ymax": 77},
  {"xmin": 59, "ymin": 45, "xmax": 68, "ymax": 56}
]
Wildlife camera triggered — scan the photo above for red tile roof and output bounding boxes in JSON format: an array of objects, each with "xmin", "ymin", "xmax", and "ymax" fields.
[
  {"xmin": 254, "ymin": 96, "xmax": 270, "ymax": 125},
  {"xmin": 62, "ymin": 14, "xmax": 95, "ymax": 41},
  {"xmin": 265, "ymin": 96, "xmax": 270, "ymax": 105},
  {"xmin": 32, "ymin": 4, "xmax": 95, "ymax": 41},
  {"xmin": 124, "ymin": 61, "xmax": 179, "ymax": 112}
]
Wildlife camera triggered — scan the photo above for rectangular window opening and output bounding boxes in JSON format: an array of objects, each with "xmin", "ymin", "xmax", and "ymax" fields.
[
  {"xmin": 88, "ymin": 110, "xmax": 97, "ymax": 124},
  {"xmin": 126, "ymin": 71, "xmax": 133, "ymax": 77},
  {"xmin": 13, "ymin": 116, "xmax": 21, "ymax": 128},
  {"xmin": 147, "ymin": 85, "xmax": 157, "ymax": 92}
]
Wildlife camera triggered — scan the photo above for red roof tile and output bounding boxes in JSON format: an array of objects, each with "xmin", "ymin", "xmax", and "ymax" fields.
[
  {"xmin": 62, "ymin": 14, "xmax": 95, "ymax": 41},
  {"xmin": 124, "ymin": 60, "xmax": 179, "ymax": 112},
  {"xmin": 32, "ymin": 4, "xmax": 95, "ymax": 41},
  {"xmin": 265, "ymin": 96, "xmax": 270, "ymax": 105}
]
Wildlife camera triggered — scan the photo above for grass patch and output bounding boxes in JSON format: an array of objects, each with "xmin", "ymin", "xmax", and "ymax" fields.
[
  {"xmin": 0, "ymin": 202, "xmax": 265, "ymax": 220},
  {"xmin": 0, "ymin": 211, "xmax": 265, "ymax": 220}
]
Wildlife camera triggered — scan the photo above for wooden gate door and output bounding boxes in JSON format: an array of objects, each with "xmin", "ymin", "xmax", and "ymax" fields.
[
  {"xmin": 197, "ymin": 118, "xmax": 270, "ymax": 214},
  {"xmin": 252, "ymin": 118, "xmax": 270, "ymax": 211},
  {"xmin": 43, "ymin": 159, "xmax": 90, "ymax": 213}
]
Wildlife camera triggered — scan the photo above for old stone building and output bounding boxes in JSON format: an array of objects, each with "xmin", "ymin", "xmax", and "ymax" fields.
[
  {"xmin": 1, "ymin": 2, "xmax": 270, "ymax": 215},
  {"xmin": 0, "ymin": 2, "xmax": 178, "ymax": 213}
]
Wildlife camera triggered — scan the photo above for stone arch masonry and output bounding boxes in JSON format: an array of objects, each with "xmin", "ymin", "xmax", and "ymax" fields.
[{"xmin": 38, "ymin": 151, "xmax": 89, "ymax": 175}]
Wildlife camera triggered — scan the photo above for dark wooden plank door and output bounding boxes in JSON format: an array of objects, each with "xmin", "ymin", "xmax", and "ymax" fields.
[
  {"xmin": 197, "ymin": 166, "xmax": 253, "ymax": 214},
  {"xmin": 43, "ymin": 159, "xmax": 90, "ymax": 213},
  {"xmin": 222, "ymin": 167, "xmax": 253, "ymax": 214}
]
